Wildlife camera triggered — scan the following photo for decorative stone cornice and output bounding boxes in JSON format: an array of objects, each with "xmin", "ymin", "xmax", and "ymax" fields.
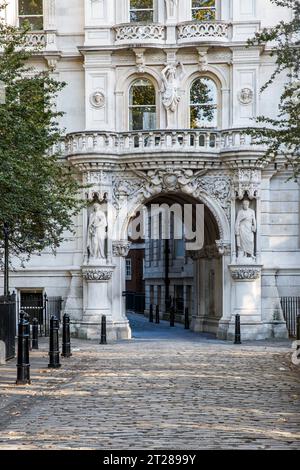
[
  {"xmin": 232, "ymin": 169, "xmax": 261, "ymax": 200},
  {"xmin": 82, "ymin": 267, "xmax": 114, "ymax": 282},
  {"xmin": 229, "ymin": 265, "xmax": 262, "ymax": 281},
  {"xmin": 112, "ymin": 241, "xmax": 132, "ymax": 257}
]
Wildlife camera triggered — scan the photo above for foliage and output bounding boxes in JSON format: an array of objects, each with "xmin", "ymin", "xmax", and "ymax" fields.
[
  {"xmin": 247, "ymin": 0, "xmax": 300, "ymax": 177},
  {"xmin": 0, "ymin": 4, "xmax": 84, "ymax": 264}
]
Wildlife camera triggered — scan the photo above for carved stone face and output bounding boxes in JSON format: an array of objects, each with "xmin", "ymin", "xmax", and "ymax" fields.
[
  {"xmin": 93, "ymin": 203, "xmax": 102, "ymax": 213},
  {"xmin": 239, "ymin": 88, "xmax": 253, "ymax": 104},
  {"xmin": 90, "ymin": 90, "xmax": 105, "ymax": 108},
  {"xmin": 242, "ymin": 200, "xmax": 250, "ymax": 210}
]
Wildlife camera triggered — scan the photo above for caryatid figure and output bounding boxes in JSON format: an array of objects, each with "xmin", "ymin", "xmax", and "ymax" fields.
[
  {"xmin": 235, "ymin": 199, "xmax": 257, "ymax": 260},
  {"xmin": 161, "ymin": 62, "xmax": 186, "ymax": 127},
  {"xmin": 87, "ymin": 202, "xmax": 107, "ymax": 259}
]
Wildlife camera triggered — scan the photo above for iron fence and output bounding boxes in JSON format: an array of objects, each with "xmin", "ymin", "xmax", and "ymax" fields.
[
  {"xmin": 17, "ymin": 295, "xmax": 63, "ymax": 337},
  {"xmin": 0, "ymin": 294, "xmax": 16, "ymax": 360},
  {"xmin": 280, "ymin": 297, "xmax": 300, "ymax": 338}
]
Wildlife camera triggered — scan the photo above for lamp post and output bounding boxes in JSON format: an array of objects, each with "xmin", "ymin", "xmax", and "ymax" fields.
[{"xmin": 3, "ymin": 223, "xmax": 9, "ymax": 298}]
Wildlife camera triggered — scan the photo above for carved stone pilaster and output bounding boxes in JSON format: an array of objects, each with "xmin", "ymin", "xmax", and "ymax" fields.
[
  {"xmin": 112, "ymin": 241, "xmax": 132, "ymax": 257},
  {"xmin": 82, "ymin": 267, "xmax": 114, "ymax": 282},
  {"xmin": 229, "ymin": 265, "xmax": 262, "ymax": 281}
]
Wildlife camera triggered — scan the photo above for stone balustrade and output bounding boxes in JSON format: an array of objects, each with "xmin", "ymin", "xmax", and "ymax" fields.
[
  {"xmin": 63, "ymin": 129, "xmax": 263, "ymax": 157},
  {"xmin": 177, "ymin": 21, "xmax": 230, "ymax": 43},
  {"xmin": 114, "ymin": 23, "xmax": 166, "ymax": 44},
  {"xmin": 24, "ymin": 32, "xmax": 47, "ymax": 48}
]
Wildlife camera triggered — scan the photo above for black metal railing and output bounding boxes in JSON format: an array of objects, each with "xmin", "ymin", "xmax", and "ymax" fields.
[
  {"xmin": 0, "ymin": 294, "xmax": 17, "ymax": 360},
  {"xmin": 280, "ymin": 297, "xmax": 300, "ymax": 337},
  {"xmin": 17, "ymin": 295, "xmax": 63, "ymax": 337}
]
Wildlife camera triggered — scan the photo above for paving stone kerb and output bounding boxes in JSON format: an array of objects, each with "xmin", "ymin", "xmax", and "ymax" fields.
[{"xmin": 0, "ymin": 314, "xmax": 299, "ymax": 450}]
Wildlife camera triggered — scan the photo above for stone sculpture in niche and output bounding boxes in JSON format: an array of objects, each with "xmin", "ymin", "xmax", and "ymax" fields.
[
  {"xmin": 235, "ymin": 199, "xmax": 257, "ymax": 261},
  {"xmin": 87, "ymin": 202, "xmax": 107, "ymax": 260}
]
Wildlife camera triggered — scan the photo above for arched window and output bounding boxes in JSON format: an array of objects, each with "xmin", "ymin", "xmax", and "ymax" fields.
[
  {"xmin": 190, "ymin": 78, "xmax": 218, "ymax": 128},
  {"xmin": 129, "ymin": 79, "xmax": 156, "ymax": 131},
  {"xmin": 130, "ymin": 0, "xmax": 154, "ymax": 23},
  {"xmin": 18, "ymin": 0, "xmax": 44, "ymax": 30},
  {"xmin": 192, "ymin": 0, "xmax": 216, "ymax": 21}
]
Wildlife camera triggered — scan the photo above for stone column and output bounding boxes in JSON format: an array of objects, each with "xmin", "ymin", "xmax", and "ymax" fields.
[
  {"xmin": 262, "ymin": 269, "xmax": 288, "ymax": 338},
  {"xmin": 225, "ymin": 167, "xmax": 274, "ymax": 340},
  {"xmin": 111, "ymin": 241, "xmax": 132, "ymax": 340},
  {"xmin": 189, "ymin": 249, "xmax": 211, "ymax": 333},
  {"xmin": 228, "ymin": 265, "xmax": 266, "ymax": 340},
  {"xmin": 80, "ymin": 265, "xmax": 116, "ymax": 341}
]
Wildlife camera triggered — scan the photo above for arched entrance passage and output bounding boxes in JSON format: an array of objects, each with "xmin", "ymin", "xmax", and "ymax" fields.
[{"xmin": 123, "ymin": 191, "xmax": 224, "ymax": 336}]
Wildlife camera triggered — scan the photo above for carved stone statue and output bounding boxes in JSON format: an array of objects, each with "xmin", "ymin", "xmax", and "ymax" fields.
[
  {"xmin": 161, "ymin": 62, "xmax": 186, "ymax": 127},
  {"xmin": 235, "ymin": 199, "xmax": 257, "ymax": 260},
  {"xmin": 87, "ymin": 202, "xmax": 107, "ymax": 259}
]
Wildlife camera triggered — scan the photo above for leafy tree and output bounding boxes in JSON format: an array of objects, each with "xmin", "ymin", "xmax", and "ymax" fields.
[
  {"xmin": 0, "ymin": 5, "xmax": 83, "ymax": 266},
  {"xmin": 247, "ymin": 0, "xmax": 300, "ymax": 177}
]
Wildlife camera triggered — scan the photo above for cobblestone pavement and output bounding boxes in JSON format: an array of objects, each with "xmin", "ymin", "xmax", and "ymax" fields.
[{"xmin": 0, "ymin": 313, "xmax": 299, "ymax": 450}]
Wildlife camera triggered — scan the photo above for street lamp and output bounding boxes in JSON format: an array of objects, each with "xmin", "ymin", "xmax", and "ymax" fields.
[{"xmin": 3, "ymin": 223, "xmax": 9, "ymax": 298}]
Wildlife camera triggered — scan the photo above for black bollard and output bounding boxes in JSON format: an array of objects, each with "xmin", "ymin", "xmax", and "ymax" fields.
[
  {"xmin": 149, "ymin": 304, "xmax": 154, "ymax": 323},
  {"xmin": 48, "ymin": 316, "xmax": 61, "ymax": 369},
  {"xmin": 234, "ymin": 314, "xmax": 242, "ymax": 345},
  {"xmin": 100, "ymin": 315, "xmax": 107, "ymax": 345},
  {"xmin": 62, "ymin": 314, "xmax": 72, "ymax": 357},
  {"xmin": 16, "ymin": 312, "xmax": 31, "ymax": 385},
  {"xmin": 23, "ymin": 312, "xmax": 32, "ymax": 351},
  {"xmin": 32, "ymin": 318, "xmax": 39, "ymax": 350},
  {"xmin": 170, "ymin": 306, "xmax": 175, "ymax": 327},
  {"xmin": 297, "ymin": 315, "xmax": 300, "ymax": 350},
  {"xmin": 155, "ymin": 305, "xmax": 160, "ymax": 324},
  {"xmin": 184, "ymin": 307, "xmax": 190, "ymax": 330}
]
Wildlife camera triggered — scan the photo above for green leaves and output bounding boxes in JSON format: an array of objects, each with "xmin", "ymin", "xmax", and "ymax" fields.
[
  {"xmin": 247, "ymin": 0, "xmax": 300, "ymax": 177},
  {"xmin": 0, "ymin": 6, "xmax": 84, "ymax": 262}
]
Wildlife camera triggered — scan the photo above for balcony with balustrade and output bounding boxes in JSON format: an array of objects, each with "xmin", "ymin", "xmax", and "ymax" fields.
[
  {"xmin": 177, "ymin": 21, "xmax": 231, "ymax": 44},
  {"xmin": 24, "ymin": 31, "xmax": 57, "ymax": 52},
  {"xmin": 63, "ymin": 128, "xmax": 265, "ymax": 167},
  {"xmin": 113, "ymin": 20, "xmax": 231, "ymax": 47},
  {"xmin": 114, "ymin": 23, "xmax": 166, "ymax": 46}
]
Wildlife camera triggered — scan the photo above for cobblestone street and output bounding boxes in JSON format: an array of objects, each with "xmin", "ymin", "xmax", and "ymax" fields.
[{"xmin": 0, "ymin": 314, "xmax": 299, "ymax": 450}]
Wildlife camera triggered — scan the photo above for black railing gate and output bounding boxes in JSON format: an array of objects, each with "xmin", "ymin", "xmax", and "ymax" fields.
[
  {"xmin": 0, "ymin": 294, "xmax": 16, "ymax": 360},
  {"xmin": 280, "ymin": 297, "xmax": 300, "ymax": 338}
]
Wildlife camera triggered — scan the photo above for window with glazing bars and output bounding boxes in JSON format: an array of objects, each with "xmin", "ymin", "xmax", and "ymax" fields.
[
  {"xmin": 18, "ymin": 0, "xmax": 43, "ymax": 30},
  {"xmin": 130, "ymin": 0, "xmax": 154, "ymax": 22},
  {"xmin": 192, "ymin": 0, "xmax": 216, "ymax": 21}
]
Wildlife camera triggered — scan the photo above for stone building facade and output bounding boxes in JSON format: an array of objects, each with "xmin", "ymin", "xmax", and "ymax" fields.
[{"xmin": 1, "ymin": 0, "xmax": 299, "ymax": 341}]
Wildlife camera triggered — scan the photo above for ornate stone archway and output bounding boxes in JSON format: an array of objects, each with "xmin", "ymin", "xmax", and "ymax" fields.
[
  {"xmin": 108, "ymin": 167, "xmax": 232, "ymax": 338},
  {"xmin": 74, "ymin": 164, "xmax": 234, "ymax": 341}
]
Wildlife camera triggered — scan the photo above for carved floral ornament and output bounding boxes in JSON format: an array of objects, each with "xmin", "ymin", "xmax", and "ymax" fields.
[
  {"xmin": 112, "ymin": 241, "xmax": 132, "ymax": 257},
  {"xmin": 230, "ymin": 266, "xmax": 261, "ymax": 281},
  {"xmin": 232, "ymin": 169, "xmax": 261, "ymax": 200},
  {"xmin": 82, "ymin": 267, "xmax": 114, "ymax": 282},
  {"xmin": 112, "ymin": 169, "xmax": 232, "ymax": 222}
]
